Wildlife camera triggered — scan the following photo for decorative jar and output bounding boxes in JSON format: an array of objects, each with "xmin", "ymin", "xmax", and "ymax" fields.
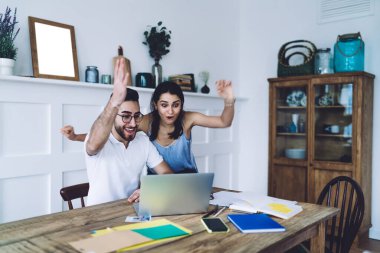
[
  {"xmin": 85, "ymin": 66, "xmax": 99, "ymax": 83},
  {"xmin": 315, "ymin": 48, "xmax": 333, "ymax": 74}
]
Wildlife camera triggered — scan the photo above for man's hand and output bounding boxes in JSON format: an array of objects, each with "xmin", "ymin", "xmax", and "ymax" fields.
[
  {"xmin": 110, "ymin": 58, "xmax": 130, "ymax": 108},
  {"xmin": 60, "ymin": 125, "xmax": 77, "ymax": 141},
  {"xmin": 127, "ymin": 189, "xmax": 140, "ymax": 203}
]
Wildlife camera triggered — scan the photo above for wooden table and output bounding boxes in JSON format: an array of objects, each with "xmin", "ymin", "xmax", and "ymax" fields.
[{"xmin": 0, "ymin": 199, "xmax": 339, "ymax": 253}]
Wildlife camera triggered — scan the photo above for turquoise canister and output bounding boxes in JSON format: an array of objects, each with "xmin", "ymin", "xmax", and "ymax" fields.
[{"xmin": 334, "ymin": 32, "xmax": 364, "ymax": 72}]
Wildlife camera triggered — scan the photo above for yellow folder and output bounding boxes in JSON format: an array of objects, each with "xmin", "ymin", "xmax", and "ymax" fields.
[{"xmin": 92, "ymin": 219, "xmax": 192, "ymax": 251}]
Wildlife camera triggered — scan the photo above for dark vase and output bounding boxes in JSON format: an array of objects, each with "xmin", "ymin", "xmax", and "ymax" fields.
[
  {"xmin": 201, "ymin": 84, "xmax": 210, "ymax": 94},
  {"xmin": 152, "ymin": 59, "xmax": 162, "ymax": 87}
]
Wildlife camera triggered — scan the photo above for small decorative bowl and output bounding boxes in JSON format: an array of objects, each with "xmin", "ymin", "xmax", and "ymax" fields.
[{"xmin": 285, "ymin": 148, "xmax": 306, "ymax": 159}]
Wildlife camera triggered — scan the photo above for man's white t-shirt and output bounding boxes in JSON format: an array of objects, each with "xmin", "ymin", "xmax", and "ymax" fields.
[{"xmin": 85, "ymin": 131, "xmax": 163, "ymax": 206}]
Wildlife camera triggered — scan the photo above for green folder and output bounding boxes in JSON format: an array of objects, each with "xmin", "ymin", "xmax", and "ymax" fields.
[{"xmin": 132, "ymin": 224, "xmax": 189, "ymax": 240}]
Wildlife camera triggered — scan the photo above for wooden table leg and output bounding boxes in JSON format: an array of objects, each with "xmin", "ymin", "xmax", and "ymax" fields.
[{"xmin": 310, "ymin": 222, "xmax": 325, "ymax": 253}]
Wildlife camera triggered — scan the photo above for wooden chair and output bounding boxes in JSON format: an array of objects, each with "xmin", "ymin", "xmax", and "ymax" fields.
[
  {"xmin": 60, "ymin": 183, "xmax": 89, "ymax": 210},
  {"xmin": 317, "ymin": 176, "xmax": 365, "ymax": 253}
]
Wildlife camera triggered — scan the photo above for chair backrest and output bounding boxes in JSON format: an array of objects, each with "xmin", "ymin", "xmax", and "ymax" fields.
[
  {"xmin": 317, "ymin": 176, "xmax": 364, "ymax": 253},
  {"xmin": 60, "ymin": 183, "xmax": 89, "ymax": 210}
]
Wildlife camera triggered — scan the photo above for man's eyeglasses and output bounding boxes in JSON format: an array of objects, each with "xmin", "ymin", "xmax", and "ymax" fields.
[{"xmin": 117, "ymin": 113, "xmax": 144, "ymax": 123}]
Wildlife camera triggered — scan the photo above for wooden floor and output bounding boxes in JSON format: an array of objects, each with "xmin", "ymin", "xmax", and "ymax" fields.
[{"xmin": 350, "ymin": 237, "xmax": 380, "ymax": 253}]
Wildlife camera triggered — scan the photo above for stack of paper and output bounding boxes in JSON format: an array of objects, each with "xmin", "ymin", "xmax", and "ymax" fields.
[
  {"xmin": 211, "ymin": 191, "xmax": 302, "ymax": 219},
  {"xmin": 210, "ymin": 191, "xmax": 242, "ymax": 207},
  {"xmin": 69, "ymin": 219, "xmax": 191, "ymax": 253}
]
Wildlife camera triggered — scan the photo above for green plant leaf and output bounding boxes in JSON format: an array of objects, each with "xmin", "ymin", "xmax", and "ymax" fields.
[
  {"xmin": 142, "ymin": 21, "xmax": 171, "ymax": 60},
  {"xmin": 0, "ymin": 6, "xmax": 20, "ymax": 59}
]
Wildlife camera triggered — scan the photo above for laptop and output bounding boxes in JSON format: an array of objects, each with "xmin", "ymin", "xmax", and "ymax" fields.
[{"xmin": 134, "ymin": 173, "xmax": 214, "ymax": 217}]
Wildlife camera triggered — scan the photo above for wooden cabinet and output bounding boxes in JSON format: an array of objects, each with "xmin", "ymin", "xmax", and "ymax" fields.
[{"xmin": 268, "ymin": 72, "xmax": 374, "ymax": 237}]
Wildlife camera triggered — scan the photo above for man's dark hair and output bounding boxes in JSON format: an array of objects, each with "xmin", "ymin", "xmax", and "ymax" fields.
[
  {"xmin": 125, "ymin": 88, "xmax": 139, "ymax": 102},
  {"xmin": 110, "ymin": 88, "xmax": 139, "ymax": 102}
]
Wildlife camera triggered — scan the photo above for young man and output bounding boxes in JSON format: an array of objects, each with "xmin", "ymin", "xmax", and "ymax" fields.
[{"xmin": 85, "ymin": 58, "xmax": 172, "ymax": 206}]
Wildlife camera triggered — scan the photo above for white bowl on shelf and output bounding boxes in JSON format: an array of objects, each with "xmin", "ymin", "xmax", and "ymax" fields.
[{"xmin": 285, "ymin": 148, "xmax": 306, "ymax": 159}]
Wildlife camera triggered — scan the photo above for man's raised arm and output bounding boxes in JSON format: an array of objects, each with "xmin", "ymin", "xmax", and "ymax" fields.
[{"xmin": 86, "ymin": 58, "xmax": 130, "ymax": 155}]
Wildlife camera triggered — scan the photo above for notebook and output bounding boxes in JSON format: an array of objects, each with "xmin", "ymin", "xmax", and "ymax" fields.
[
  {"xmin": 134, "ymin": 173, "xmax": 214, "ymax": 216},
  {"xmin": 227, "ymin": 213, "xmax": 285, "ymax": 233}
]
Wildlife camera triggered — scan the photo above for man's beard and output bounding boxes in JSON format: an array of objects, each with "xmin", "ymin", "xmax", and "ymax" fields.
[{"xmin": 115, "ymin": 125, "xmax": 136, "ymax": 142}]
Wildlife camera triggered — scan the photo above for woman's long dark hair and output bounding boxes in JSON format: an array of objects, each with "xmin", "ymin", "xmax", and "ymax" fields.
[{"xmin": 150, "ymin": 81, "xmax": 185, "ymax": 141}]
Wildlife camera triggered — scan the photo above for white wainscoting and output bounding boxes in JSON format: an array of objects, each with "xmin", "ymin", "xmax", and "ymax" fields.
[{"xmin": 0, "ymin": 76, "xmax": 241, "ymax": 223}]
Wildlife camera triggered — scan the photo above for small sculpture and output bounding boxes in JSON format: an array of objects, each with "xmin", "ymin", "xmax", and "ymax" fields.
[
  {"xmin": 199, "ymin": 71, "xmax": 210, "ymax": 94},
  {"xmin": 286, "ymin": 90, "xmax": 306, "ymax": 107}
]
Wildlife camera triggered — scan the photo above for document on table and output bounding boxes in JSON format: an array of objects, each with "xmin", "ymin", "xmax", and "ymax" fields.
[
  {"xmin": 212, "ymin": 191, "xmax": 303, "ymax": 219},
  {"xmin": 210, "ymin": 191, "xmax": 242, "ymax": 207}
]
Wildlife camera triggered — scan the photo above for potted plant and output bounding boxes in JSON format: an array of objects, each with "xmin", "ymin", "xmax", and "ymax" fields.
[
  {"xmin": 142, "ymin": 21, "xmax": 171, "ymax": 86},
  {"xmin": 0, "ymin": 6, "xmax": 20, "ymax": 75}
]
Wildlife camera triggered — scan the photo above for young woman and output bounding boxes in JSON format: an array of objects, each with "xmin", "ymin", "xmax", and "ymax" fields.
[{"xmin": 61, "ymin": 80, "xmax": 235, "ymax": 173}]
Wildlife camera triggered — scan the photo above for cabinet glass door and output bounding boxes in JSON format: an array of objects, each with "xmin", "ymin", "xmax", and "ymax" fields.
[
  {"xmin": 275, "ymin": 86, "xmax": 307, "ymax": 160},
  {"xmin": 313, "ymin": 83, "xmax": 353, "ymax": 162}
]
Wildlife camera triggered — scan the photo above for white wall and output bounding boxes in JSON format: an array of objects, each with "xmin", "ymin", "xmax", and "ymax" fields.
[
  {"xmin": 4, "ymin": 0, "xmax": 240, "ymax": 92},
  {"xmin": 0, "ymin": 0, "xmax": 241, "ymax": 222},
  {"xmin": 239, "ymin": 0, "xmax": 380, "ymax": 240}
]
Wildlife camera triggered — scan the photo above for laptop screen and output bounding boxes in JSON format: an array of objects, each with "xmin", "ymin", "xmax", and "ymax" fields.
[{"xmin": 136, "ymin": 173, "xmax": 214, "ymax": 216}]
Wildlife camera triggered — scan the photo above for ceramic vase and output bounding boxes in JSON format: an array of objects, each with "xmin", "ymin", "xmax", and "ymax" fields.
[
  {"xmin": 201, "ymin": 84, "xmax": 210, "ymax": 94},
  {"xmin": 290, "ymin": 114, "xmax": 299, "ymax": 133}
]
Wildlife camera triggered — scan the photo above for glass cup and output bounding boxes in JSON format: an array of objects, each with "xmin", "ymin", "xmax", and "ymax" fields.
[{"xmin": 101, "ymin": 74, "xmax": 112, "ymax": 84}]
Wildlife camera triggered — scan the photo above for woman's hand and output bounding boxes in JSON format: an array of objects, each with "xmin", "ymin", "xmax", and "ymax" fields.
[
  {"xmin": 216, "ymin": 80, "xmax": 234, "ymax": 100},
  {"xmin": 127, "ymin": 189, "xmax": 140, "ymax": 203}
]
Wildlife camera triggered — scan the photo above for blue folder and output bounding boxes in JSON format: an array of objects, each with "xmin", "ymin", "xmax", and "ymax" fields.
[{"xmin": 227, "ymin": 213, "xmax": 285, "ymax": 233}]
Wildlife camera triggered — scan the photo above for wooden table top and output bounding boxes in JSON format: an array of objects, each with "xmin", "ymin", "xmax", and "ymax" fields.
[{"xmin": 0, "ymin": 197, "xmax": 339, "ymax": 253}]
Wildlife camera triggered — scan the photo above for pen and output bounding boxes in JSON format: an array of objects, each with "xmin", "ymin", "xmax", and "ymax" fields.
[
  {"xmin": 202, "ymin": 205, "xmax": 219, "ymax": 218},
  {"xmin": 213, "ymin": 206, "xmax": 227, "ymax": 217}
]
